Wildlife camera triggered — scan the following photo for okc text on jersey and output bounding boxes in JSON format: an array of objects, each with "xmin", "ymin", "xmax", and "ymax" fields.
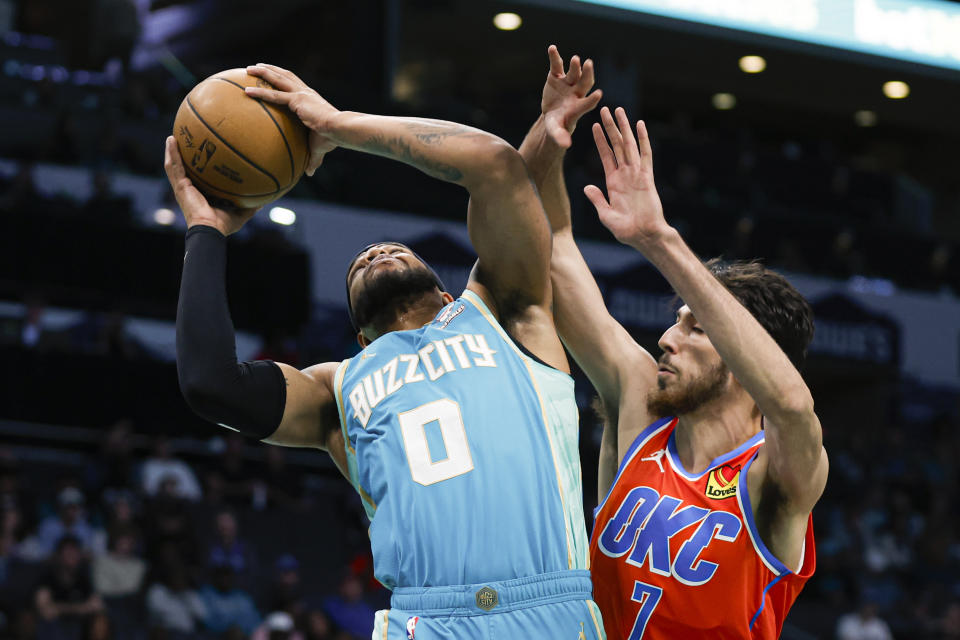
[
  {"xmin": 597, "ymin": 485, "xmax": 742, "ymax": 586},
  {"xmin": 348, "ymin": 333, "xmax": 499, "ymax": 427}
]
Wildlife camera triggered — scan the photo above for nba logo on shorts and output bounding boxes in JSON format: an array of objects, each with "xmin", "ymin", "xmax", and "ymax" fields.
[{"xmin": 406, "ymin": 616, "xmax": 419, "ymax": 639}]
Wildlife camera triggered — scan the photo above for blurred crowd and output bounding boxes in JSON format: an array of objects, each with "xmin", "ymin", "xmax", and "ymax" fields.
[
  {"xmin": 0, "ymin": 422, "xmax": 384, "ymax": 640},
  {"xmin": 788, "ymin": 405, "xmax": 960, "ymax": 640},
  {"xmin": 0, "ymin": 398, "xmax": 958, "ymax": 640},
  {"xmin": 0, "ymin": 46, "xmax": 957, "ymax": 295}
]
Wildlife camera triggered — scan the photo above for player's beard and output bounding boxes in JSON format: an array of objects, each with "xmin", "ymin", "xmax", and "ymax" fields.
[
  {"xmin": 646, "ymin": 360, "xmax": 730, "ymax": 417},
  {"xmin": 351, "ymin": 265, "xmax": 441, "ymax": 334}
]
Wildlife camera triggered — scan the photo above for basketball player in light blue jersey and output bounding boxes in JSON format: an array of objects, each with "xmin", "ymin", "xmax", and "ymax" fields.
[{"xmin": 168, "ymin": 58, "xmax": 605, "ymax": 639}]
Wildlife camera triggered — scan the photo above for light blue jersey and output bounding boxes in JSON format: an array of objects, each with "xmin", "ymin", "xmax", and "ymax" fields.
[{"xmin": 333, "ymin": 290, "xmax": 591, "ymax": 591}]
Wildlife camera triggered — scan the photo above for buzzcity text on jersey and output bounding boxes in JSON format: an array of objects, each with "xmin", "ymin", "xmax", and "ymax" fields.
[{"xmin": 334, "ymin": 290, "xmax": 606, "ymax": 639}]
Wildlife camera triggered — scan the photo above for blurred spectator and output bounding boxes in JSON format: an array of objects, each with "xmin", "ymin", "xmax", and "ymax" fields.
[
  {"xmin": 929, "ymin": 244, "xmax": 955, "ymax": 294},
  {"xmin": 34, "ymin": 536, "xmax": 104, "ymax": 640},
  {"xmin": 89, "ymin": 0, "xmax": 141, "ymax": 71},
  {"xmin": 730, "ymin": 216, "xmax": 756, "ymax": 260},
  {"xmin": 146, "ymin": 561, "xmax": 206, "ymax": 637},
  {"xmin": 836, "ymin": 601, "xmax": 894, "ymax": 640},
  {"xmin": 0, "ymin": 453, "xmax": 36, "ymax": 535},
  {"xmin": 140, "ymin": 437, "xmax": 202, "ymax": 502},
  {"xmin": 142, "ymin": 477, "xmax": 198, "ymax": 570},
  {"xmin": 90, "ymin": 490, "xmax": 139, "ymax": 556},
  {"xmin": 67, "ymin": 311, "xmax": 144, "ymax": 360},
  {"xmin": 252, "ymin": 611, "xmax": 304, "ymax": 640},
  {"xmin": 938, "ymin": 602, "xmax": 960, "ymax": 638},
  {"xmin": 36, "ymin": 489, "xmax": 96, "ymax": 557},
  {"xmin": 0, "ymin": 162, "xmax": 40, "ymax": 213},
  {"xmin": 19, "ymin": 295, "xmax": 52, "ymax": 350},
  {"xmin": 201, "ymin": 469, "xmax": 226, "ymax": 509},
  {"xmin": 266, "ymin": 554, "xmax": 304, "ymax": 617},
  {"xmin": 301, "ymin": 610, "xmax": 334, "ymax": 640},
  {"xmin": 253, "ymin": 447, "xmax": 305, "ymax": 512},
  {"xmin": 0, "ymin": 506, "xmax": 30, "ymax": 602},
  {"xmin": 322, "ymin": 574, "xmax": 373, "ymax": 640},
  {"xmin": 207, "ymin": 509, "xmax": 256, "ymax": 580},
  {"xmin": 49, "ymin": 114, "xmax": 84, "ymax": 166},
  {"xmin": 198, "ymin": 556, "xmax": 260, "ymax": 636},
  {"xmin": 92, "ymin": 526, "xmax": 145, "ymax": 599},
  {"xmin": 102, "ymin": 310, "xmax": 145, "ymax": 360},
  {"xmin": 0, "ymin": 506, "xmax": 26, "ymax": 566},
  {"xmin": 84, "ymin": 419, "xmax": 137, "ymax": 504},
  {"xmin": 84, "ymin": 612, "xmax": 112, "ymax": 640},
  {"xmin": 255, "ymin": 333, "xmax": 301, "ymax": 368},
  {"xmin": 122, "ymin": 77, "xmax": 160, "ymax": 121},
  {"xmin": 82, "ymin": 171, "xmax": 133, "ymax": 227},
  {"xmin": 826, "ymin": 229, "xmax": 866, "ymax": 279},
  {"xmin": 212, "ymin": 435, "xmax": 252, "ymax": 508}
]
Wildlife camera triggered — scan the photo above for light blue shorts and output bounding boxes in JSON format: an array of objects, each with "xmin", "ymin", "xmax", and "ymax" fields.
[{"xmin": 371, "ymin": 570, "xmax": 605, "ymax": 640}]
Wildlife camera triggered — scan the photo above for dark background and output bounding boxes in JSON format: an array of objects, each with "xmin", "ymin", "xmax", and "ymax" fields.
[{"xmin": 1, "ymin": 1, "xmax": 959, "ymax": 639}]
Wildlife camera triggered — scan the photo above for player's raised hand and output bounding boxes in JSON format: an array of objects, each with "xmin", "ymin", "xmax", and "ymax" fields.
[
  {"xmin": 244, "ymin": 63, "xmax": 339, "ymax": 176},
  {"xmin": 584, "ymin": 107, "xmax": 667, "ymax": 247},
  {"xmin": 163, "ymin": 136, "xmax": 257, "ymax": 235},
  {"xmin": 540, "ymin": 45, "xmax": 603, "ymax": 149}
]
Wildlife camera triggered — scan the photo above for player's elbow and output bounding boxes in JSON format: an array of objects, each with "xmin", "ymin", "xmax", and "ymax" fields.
[
  {"xmin": 769, "ymin": 385, "xmax": 816, "ymax": 424},
  {"xmin": 178, "ymin": 374, "xmax": 225, "ymax": 422},
  {"xmin": 177, "ymin": 366, "xmax": 235, "ymax": 424},
  {"xmin": 465, "ymin": 139, "xmax": 528, "ymax": 190}
]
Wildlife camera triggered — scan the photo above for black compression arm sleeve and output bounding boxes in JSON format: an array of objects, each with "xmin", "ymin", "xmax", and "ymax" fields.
[{"xmin": 176, "ymin": 225, "xmax": 286, "ymax": 438}]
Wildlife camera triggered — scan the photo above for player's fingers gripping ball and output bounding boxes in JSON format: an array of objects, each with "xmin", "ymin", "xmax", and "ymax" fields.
[{"xmin": 173, "ymin": 69, "xmax": 310, "ymax": 210}]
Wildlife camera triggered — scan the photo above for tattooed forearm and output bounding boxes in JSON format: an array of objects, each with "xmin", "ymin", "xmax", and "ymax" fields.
[
  {"xmin": 360, "ymin": 134, "xmax": 464, "ymax": 182},
  {"xmin": 403, "ymin": 121, "xmax": 483, "ymax": 146}
]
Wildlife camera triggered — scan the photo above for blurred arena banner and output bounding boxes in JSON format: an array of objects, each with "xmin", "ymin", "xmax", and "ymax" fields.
[
  {"xmin": 292, "ymin": 198, "xmax": 960, "ymax": 389},
  {"xmin": 596, "ymin": 262, "xmax": 675, "ymax": 333},
  {"xmin": 808, "ymin": 293, "xmax": 900, "ymax": 367},
  {"xmin": 560, "ymin": 0, "xmax": 960, "ymax": 72}
]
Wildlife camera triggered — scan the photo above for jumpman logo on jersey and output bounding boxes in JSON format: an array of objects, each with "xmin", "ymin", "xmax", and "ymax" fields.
[{"xmin": 641, "ymin": 448, "xmax": 666, "ymax": 472}]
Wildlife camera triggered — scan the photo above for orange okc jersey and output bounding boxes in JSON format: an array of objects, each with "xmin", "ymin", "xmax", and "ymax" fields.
[{"xmin": 590, "ymin": 417, "xmax": 815, "ymax": 639}]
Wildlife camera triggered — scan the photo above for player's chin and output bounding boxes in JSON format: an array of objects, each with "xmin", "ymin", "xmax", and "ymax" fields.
[
  {"xmin": 366, "ymin": 261, "xmax": 406, "ymax": 282},
  {"xmin": 654, "ymin": 373, "xmax": 675, "ymax": 390}
]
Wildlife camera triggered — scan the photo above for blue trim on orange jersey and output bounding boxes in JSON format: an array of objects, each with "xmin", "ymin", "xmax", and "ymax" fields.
[
  {"xmin": 738, "ymin": 451, "xmax": 792, "ymax": 576},
  {"xmin": 593, "ymin": 416, "xmax": 676, "ymax": 518},
  {"xmin": 665, "ymin": 429, "xmax": 765, "ymax": 480},
  {"xmin": 749, "ymin": 572, "xmax": 786, "ymax": 630}
]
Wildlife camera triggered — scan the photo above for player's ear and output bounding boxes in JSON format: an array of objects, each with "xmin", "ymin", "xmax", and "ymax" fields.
[
  {"xmin": 357, "ymin": 331, "xmax": 370, "ymax": 348},
  {"xmin": 440, "ymin": 291, "xmax": 454, "ymax": 305}
]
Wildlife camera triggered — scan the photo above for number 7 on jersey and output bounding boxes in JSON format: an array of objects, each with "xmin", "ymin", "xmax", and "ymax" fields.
[{"xmin": 629, "ymin": 580, "xmax": 663, "ymax": 639}]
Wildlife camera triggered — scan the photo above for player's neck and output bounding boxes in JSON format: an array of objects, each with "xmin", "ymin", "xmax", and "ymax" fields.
[
  {"xmin": 372, "ymin": 296, "xmax": 446, "ymax": 338},
  {"xmin": 673, "ymin": 391, "xmax": 762, "ymax": 475}
]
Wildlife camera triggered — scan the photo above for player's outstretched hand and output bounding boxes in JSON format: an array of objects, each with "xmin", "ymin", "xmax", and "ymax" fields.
[
  {"xmin": 163, "ymin": 136, "xmax": 257, "ymax": 235},
  {"xmin": 244, "ymin": 63, "xmax": 339, "ymax": 177},
  {"xmin": 584, "ymin": 106, "xmax": 668, "ymax": 248},
  {"xmin": 541, "ymin": 45, "xmax": 603, "ymax": 149}
]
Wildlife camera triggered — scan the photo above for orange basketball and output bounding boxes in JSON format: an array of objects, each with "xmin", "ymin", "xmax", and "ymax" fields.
[{"xmin": 172, "ymin": 68, "xmax": 309, "ymax": 210}]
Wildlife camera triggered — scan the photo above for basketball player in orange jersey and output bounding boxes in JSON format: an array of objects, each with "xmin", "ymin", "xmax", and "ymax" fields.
[{"xmin": 518, "ymin": 47, "xmax": 827, "ymax": 638}]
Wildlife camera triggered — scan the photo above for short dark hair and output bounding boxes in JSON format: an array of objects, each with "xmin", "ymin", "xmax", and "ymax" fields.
[
  {"xmin": 55, "ymin": 534, "xmax": 82, "ymax": 553},
  {"xmin": 704, "ymin": 259, "xmax": 814, "ymax": 370}
]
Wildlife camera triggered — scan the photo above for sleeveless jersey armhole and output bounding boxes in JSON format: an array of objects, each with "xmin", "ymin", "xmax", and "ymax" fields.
[
  {"xmin": 736, "ymin": 452, "xmax": 792, "ymax": 576},
  {"xmin": 593, "ymin": 417, "xmax": 676, "ymax": 517}
]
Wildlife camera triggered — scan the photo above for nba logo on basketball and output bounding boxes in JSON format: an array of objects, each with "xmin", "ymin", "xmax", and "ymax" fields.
[
  {"xmin": 406, "ymin": 616, "xmax": 419, "ymax": 639},
  {"xmin": 705, "ymin": 464, "xmax": 740, "ymax": 499}
]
